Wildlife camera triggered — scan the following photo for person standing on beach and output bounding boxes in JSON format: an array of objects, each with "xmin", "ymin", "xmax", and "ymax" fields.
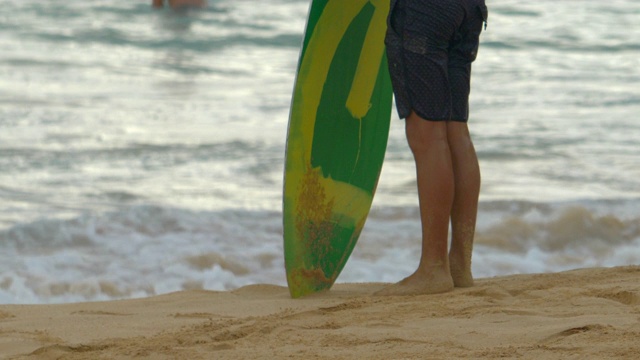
[
  {"xmin": 152, "ymin": 0, "xmax": 206, "ymax": 9},
  {"xmin": 377, "ymin": 0, "xmax": 488, "ymax": 295}
]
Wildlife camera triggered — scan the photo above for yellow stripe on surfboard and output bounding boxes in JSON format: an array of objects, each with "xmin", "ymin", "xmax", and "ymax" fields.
[
  {"xmin": 285, "ymin": 0, "xmax": 389, "ymax": 219},
  {"xmin": 346, "ymin": 0, "xmax": 389, "ymax": 119}
]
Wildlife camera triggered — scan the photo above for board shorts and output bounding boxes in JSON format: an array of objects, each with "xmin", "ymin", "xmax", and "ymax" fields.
[{"xmin": 385, "ymin": 0, "xmax": 488, "ymax": 122}]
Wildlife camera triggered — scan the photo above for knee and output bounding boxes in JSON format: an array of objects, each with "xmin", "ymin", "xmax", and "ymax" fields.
[
  {"xmin": 446, "ymin": 122, "xmax": 474, "ymax": 150},
  {"xmin": 405, "ymin": 113, "xmax": 449, "ymax": 154},
  {"xmin": 407, "ymin": 132, "xmax": 447, "ymax": 155}
]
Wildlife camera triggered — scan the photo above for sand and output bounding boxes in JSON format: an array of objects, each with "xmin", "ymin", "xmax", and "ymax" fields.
[{"xmin": 1, "ymin": 266, "xmax": 639, "ymax": 359}]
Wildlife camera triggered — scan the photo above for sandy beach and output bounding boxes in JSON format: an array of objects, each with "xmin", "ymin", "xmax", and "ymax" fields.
[{"xmin": 1, "ymin": 266, "xmax": 639, "ymax": 359}]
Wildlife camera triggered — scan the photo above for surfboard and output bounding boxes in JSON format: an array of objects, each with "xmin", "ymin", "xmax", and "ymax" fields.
[{"xmin": 283, "ymin": 0, "xmax": 393, "ymax": 298}]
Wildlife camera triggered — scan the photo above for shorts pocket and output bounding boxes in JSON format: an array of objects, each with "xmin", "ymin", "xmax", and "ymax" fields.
[{"xmin": 450, "ymin": 3, "xmax": 487, "ymax": 64}]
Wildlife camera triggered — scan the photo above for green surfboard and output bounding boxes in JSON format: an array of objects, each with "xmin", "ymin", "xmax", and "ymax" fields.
[{"xmin": 283, "ymin": 0, "xmax": 393, "ymax": 298}]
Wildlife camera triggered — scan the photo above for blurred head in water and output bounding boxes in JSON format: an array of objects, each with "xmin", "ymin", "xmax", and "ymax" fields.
[{"xmin": 152, "ymin": 0, "xmax": 206, "ymax": 9}]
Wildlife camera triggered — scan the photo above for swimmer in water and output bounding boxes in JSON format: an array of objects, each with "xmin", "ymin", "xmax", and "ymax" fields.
[{"xmin": 152, "ymin": 0, "xmax": 206, "ymax": 9}]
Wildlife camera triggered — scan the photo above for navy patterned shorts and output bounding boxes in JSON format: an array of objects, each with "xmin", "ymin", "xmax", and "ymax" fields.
[{"xmin": 386, "ymin": 0, "xmax": 488, "ymax": 122}]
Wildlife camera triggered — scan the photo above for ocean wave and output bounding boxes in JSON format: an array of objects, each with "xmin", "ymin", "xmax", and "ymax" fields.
[{"xmin": 1, "ymin": 199, "xmax": 638, "ymax": 304}]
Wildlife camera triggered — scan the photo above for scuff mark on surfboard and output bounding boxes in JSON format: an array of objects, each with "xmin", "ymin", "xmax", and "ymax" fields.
[
  {"xmin": 288, "ymin": 268, "xmax": 334, "ymax": 297},
  {"xmin": 294, "ymin": 165, "xmax": 337, "ymax": 291}
]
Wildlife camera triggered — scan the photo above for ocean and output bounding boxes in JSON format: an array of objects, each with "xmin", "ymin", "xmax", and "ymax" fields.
[{"xmin": 0, "ymin": 0, "xmax": 638, "ymax": 304}]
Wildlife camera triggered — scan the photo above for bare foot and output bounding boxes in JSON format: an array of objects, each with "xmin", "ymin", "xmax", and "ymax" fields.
[
  {"xmin": 449, "ymin": 252, "xmax": 474, "ymax": 287},
  {"xmin": 375, "ymin": 264, "xmax": 454, "ymax": 296}
]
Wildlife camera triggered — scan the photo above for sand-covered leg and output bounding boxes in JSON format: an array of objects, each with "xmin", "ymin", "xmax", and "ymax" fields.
[
  {"xmin": 376, "ymin": 114, "xmax": 455, "ymax": 296},
  {"xmin": 446, "ymin": 121, "xmax": 480, "ymax": 287}
]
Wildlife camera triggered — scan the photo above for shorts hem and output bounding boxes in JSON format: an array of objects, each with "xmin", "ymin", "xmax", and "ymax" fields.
[{"xmin": 399, "ymin": 109, "xmax": 467, "ymax": 122}]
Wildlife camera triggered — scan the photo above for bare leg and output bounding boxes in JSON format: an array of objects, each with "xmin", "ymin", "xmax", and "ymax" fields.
[
  {"xmin": 447, "ymin": 121, "xmax": 480, "ymax": 287},
  {"xmin": 376, "ymin": 112, "xmax": 454, "ymax": 295}
]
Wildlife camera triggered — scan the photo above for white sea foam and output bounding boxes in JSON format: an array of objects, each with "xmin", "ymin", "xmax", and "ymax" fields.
[{"xmin": 1, "ymin": 200, "xmax": 638, "ymax": 304}]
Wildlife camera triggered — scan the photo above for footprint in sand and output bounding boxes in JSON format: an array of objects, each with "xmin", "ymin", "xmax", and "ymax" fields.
[
  {"xmin": 0, "ymin": 310, "xmax": 15, "ymax": 320},
  {"xmin": 541, "ymin": 324, "xmax": 614, "ymax": 345},
  {"xmin": 30, "ymin": 344, "xmax": 109, "ymax": 357},
  {"xmin": 70, "ymin": 310, "xmax": 131, "ymax": 316},
  {"xmin": 596, "ymin": 290, "xmax": 640, "ymax": 306},
  {"xmin": 172, "ymin": 312, "xmax": 216, "ymax": 319}
]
